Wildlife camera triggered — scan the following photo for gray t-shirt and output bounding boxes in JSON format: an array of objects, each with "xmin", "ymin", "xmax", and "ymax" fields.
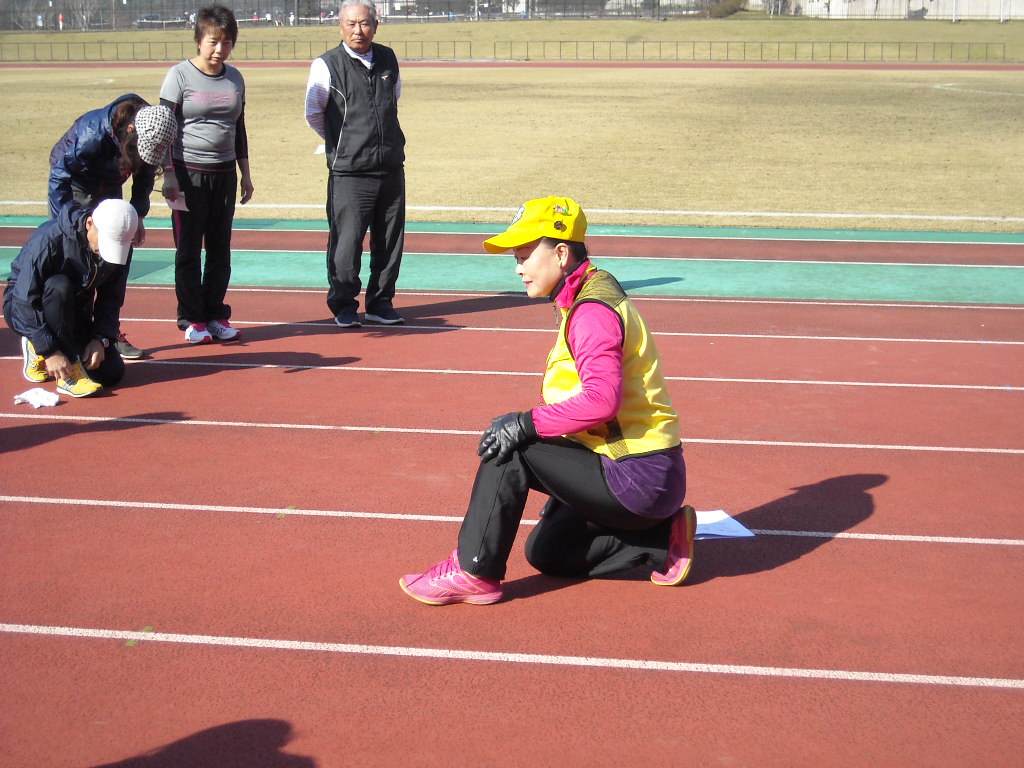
[{"xmin": 160, "ymin": 60, "xmax": 245, "ymax": 166}]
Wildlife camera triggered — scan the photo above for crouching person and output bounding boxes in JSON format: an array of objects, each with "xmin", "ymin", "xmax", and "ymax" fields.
[{"xmin": 3, "ymin": 199, "xmax": 139, "ymax": 398}]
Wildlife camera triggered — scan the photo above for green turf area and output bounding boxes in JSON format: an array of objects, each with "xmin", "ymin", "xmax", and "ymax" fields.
[
  {"xmin": 103, "ymin": 249, "xmax": 1024, "ymax": 304},
  {"xmin": 4, "ymin": 218, "xmax": 1020, "ymax": 304}
]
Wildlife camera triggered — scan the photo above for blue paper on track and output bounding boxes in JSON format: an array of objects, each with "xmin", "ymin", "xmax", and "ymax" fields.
[{"xmin": 695, "ymin": 510, "xmax": 754, "ymax": 540}]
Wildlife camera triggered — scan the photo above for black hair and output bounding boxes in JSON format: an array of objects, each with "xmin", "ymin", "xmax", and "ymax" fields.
[
  {"xmin": 195, "ymin": 5, "xmax": 239, "ymax": 46},
  {"xmin": 112, "ymin": 96, "xmax": 149, "ymax": 177},
  {"xmin": 540, "ymin": 237, "xmax": 589, "ymax": 264}
]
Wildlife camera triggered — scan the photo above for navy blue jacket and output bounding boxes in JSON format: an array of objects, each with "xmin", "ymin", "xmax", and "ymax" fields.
[
  {"xmin": 47, "ymin": 94, "xmax": 156, "ymax": 220},
  {"xmin": 3, "ymin": 205, "xmax": 128, "ymax": 357}
]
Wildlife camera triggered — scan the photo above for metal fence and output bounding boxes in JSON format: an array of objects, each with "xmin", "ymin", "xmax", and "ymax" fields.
[
  {"xmin": 0, "ymin": 37, "xmax": 1007, "ymax": 61},
  {"xmin": 3, "ymin": 0, "xmax": 1023, "ymax": 31},
  {"xmin": 491, "ymin": 39, "xmax": 1008, "ymax": 61},
  {"xmin": 0, "ymin": 37, "xmax": 475, "ymax": 60}
]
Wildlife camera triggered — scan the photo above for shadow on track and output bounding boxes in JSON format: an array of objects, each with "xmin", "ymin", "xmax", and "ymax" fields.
[
  {"xmin": 0, "ymin": 411, "xmax": 187, "ymax": 455},
  {"xmin": 687, "ymin": 473, "xmax": 888, "ymax": 584},
  {"xmin": 89, "ymin": 719, "xmax": 315, "ymax": 768},
  {"xmin": 502, "ymin": 473, "xmax": 887, "ymax": 598}
]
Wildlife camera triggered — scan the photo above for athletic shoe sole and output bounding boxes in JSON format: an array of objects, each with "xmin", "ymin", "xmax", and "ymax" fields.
[
  {"xmin": 115, "ymin": 341, "xmax": 145, "ymax": 359},
  {"xmin": 651, "ymin": 505, "xmax": 697, "ymax": 586},
  {"xmin": 364, "ymin": 313, "xmax": 405, "ymax": 325}
]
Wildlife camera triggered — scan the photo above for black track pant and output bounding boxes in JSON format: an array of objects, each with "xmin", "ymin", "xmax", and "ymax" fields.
[
  {"xmin": 456, "ymin": 438, "xmax": 683, "ymax": 581},
  {"xmin": 325, "ymin": 168, "xmax": 405, "ymax": 316}
]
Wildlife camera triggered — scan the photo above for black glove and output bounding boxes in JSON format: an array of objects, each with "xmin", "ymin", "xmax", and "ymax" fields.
[{"xmin": 478, "ymin": 411, "xmax": 538, "ymax": 466}]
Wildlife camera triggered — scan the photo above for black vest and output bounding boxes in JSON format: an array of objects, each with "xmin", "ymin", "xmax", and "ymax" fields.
[{"xmin": 320, "ymin": 43, "xmax": 405, "ymax": 174}]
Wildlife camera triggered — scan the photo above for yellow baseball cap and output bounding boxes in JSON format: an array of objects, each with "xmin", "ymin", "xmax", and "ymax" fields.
[{"xmin": 483, "ymin": 197, "xmax": 587, "ymax": 254}]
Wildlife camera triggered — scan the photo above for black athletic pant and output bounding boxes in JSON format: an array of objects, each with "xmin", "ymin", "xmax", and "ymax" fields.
[
  {"xmin": 4, "ymin": 274, "xmax": 125, "ymax": 386},
  {"xmin": 171, "ymin": 165, "xmax": 236, "ymax": 328},
  {"xmin": 456, "ymin": 438, "xmax": 679, "ymax": 581},
  {"xmin": 325, "ymin": 168, "xmax": 405, "ymax": 316}
]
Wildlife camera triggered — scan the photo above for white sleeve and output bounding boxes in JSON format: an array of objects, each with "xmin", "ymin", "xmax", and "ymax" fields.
[{"xmin": 304, "ymin": 57, "xmax": 330, "ymax": 140}]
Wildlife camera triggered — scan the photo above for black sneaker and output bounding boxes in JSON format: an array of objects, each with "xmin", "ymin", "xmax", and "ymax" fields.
[
  {"xmin": 334, "ymin": 310, "xmax": 361, "ymax": 328},
  {"xmin": 114, "ymin": 331, "xmax": 144, "ymax": 359},
  {"xmin": 364, "ymin": 307, "xmax": 404, "ymax": 325}
]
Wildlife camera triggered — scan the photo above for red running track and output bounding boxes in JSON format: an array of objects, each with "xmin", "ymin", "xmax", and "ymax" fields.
[
  {"xmin": 4, "ymin": 226, "xmax": 1024, "ymax": 265},
  {"xmin": 1, "ymin": 277, "xmax": 1023, "ymax": 765}
]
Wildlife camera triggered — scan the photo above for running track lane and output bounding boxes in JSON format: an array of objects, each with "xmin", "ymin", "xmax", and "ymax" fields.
[
  {"xmin": 3, "ymin": 224, "xmax": 1024, "ymax": 265},
  {"xmin": 1, "ymin": 270, "xmax": 1022, "ymax": 766}
]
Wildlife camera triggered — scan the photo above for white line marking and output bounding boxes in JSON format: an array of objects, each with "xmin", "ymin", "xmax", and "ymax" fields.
[
  {"xmin": 21, "ymin": 357, "xmax": 1016, "ymax": 392},
  {"xmin": 0, "ymin": 495, "xmax": 466, "ymax": 524},
  {"xmin": 2, "ymin": 495, "xmax": 1021, "ymax": 547},
  {"xmin": 111, "ymin": 246, "xmax": 1024, "ymax": 269},
  {"xmin": 935, "ymin": 82, "xmax": 1024, "ymax": 97},
  {"xmin": 1, "ymin": 623, "xmax": 1020, "ymax": 689},
  {"xmin": 0, "ymin": 412, "xmax": 1020, "ymax": 454},
  {"xmin": 12, "ymin": 314, "xmax": 1024, "ymax": 345},
  {"xmin": 27, "ymin": 284, "xmax": 1024, "ymax": 312},
  {"xmin": 427, "ymin": 252, "xmax": 1024, "ymax": 268},
  {"xmin": 747, "ymin": 528, "xmax": 1024, "ymax": 547}
]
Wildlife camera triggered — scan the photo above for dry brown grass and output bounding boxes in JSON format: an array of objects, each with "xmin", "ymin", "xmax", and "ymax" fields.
[{"xmin": 1, "ymin": 61, "xmax": 1021, "ymax": 231}]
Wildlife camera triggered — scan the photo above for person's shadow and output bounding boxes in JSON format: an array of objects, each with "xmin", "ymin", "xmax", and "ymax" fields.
[
  {"xmin": 89, "ymin": 719, "xmax": 315, "ymax": 768},
  {"xmin": 503, "ymin": 473, "xmax": 887, "ymax": 598},
  {"xmin": 688, "ymin": 473, "xmax": 888, "ymax": 583},
  {"xmin": 0, "ymin": 411, "xmax": 187, "ymax": 455}
]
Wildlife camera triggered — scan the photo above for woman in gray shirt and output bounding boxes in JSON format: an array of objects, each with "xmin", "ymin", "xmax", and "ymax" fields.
[{"xmin": 160, "ymin": 4, "xmax": 254, "ymax": 345}]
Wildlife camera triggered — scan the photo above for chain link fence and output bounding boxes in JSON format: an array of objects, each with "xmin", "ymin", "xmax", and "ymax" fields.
[
  {"xmin": 2, "ymin": 0, "xmax": 1022, "ymax": 30},
  {"xmin": 0, "ymin": 36, "xmax": 1006, "ymax": 60}
]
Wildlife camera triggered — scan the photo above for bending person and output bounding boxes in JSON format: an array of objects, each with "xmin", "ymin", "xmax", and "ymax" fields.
[
  {"xmin": 4, "ymin": 200, "xmax": 139, "ymax": 398},
  {"xmin": 400, "ymin": 197, "xmax": 694, "ymax": 606},
  {"xmin": 48, "ymin": 94, "xmax": 177, "ymax": 359}
]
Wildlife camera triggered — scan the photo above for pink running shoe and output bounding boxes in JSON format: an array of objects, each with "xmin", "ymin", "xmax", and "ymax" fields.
[
  {"xmin": 651, "ymin": 505, "xmax": 697, "ymax": 586},
  {"xmin": 184, "ymin": 322, "xmax": 213, "ymax": 344},
  {"xmin": 400, "ymin": 549, "xmax": 503, "ymax": 605}
]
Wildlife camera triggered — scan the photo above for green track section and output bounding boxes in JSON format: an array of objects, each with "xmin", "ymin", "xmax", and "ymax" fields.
[
  {"xmin": 2, "ymin": 218, "xmax": 1021, "ymax": 304},
  {"xmin": 2, "ymin": 248, "xmax": 1016, "ymax": 305}
]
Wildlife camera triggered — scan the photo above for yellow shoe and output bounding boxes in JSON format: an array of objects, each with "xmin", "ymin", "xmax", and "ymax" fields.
[
  {"xmin": 56, "ymin": 361, "xmax": 102, "ymax": 398},
  {"xmin": 21, "ymin": 337, "xmax": 48, "ymax": 383}
]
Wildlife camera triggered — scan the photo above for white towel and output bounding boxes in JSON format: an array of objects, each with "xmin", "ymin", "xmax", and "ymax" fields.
[{"xmin": 14, "ymin": 387, "xmax": 60, "ymax": 408}]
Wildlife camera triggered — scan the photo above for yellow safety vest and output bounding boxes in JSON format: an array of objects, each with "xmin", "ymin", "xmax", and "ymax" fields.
[{"xmin": 542, "ymin": 267, "xmax": 680, "ymax": 460}]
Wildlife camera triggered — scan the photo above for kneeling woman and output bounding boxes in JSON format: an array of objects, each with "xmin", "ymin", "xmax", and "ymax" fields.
[{"xmin": 400, "ymin": 197, "xmax": 695, "ymax": 605}]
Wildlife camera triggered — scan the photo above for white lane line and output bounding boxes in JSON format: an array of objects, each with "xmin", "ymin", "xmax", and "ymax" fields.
[
  {"xmin": 6, "ymin": 317, "xmax": 1024, "ymax": 345},
  {"xmin": 1, "ymin": 622, "xmax": 1021, "ymax": 689},
  {"xmin": 0, "ymin": 412, "xmax": 1021, "ymax": 454},
  {"xmin": 82, "ymin": 358, "xmax": 1024, "ymax": 391},
  {"xmin": 0, "ymin": 494, "xmax": 466, "ymax": 524},
  {"xmin": 14, "ymin": 355, "xmax": 1021, "ymax": 391},
  {"xmin": 2, "ymin": 495, "xmax": 1022, "ymax": 547},
  {"xmin": 111, "ymin": 313, "xmax": 1024, "ymax": 344},
  {"xmin": 121, "ymin": 247, "xmax": 1024, "ymax": 269},
  {"xmin": 115, "ymin": 286, "xmax": 1024, "ymax": 311}
]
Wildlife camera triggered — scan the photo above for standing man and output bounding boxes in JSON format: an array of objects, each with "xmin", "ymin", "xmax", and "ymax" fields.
[
  {"xmin": 304, "ymin": 0, "xmax": 407, "ymax": 328},
  {"xmin": 4, "ymin": 200, "xmax": 139, "ymax": 398}
]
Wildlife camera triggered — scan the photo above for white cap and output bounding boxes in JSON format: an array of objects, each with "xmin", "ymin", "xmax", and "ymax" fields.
[{"xmin": 90, "ymin": 199, "xmax": 139, "ymax": 265}]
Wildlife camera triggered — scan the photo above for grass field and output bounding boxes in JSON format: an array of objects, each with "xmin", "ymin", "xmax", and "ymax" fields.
[{"xmin": 1, "ymin": 18, "xmax": 1022, "ymax": 231}]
